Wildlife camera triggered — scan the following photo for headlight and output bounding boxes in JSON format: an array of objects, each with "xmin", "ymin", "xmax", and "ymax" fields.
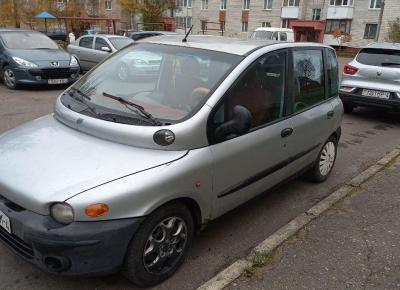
[
  {"xmin": 70, "ymin": 56, "xmax": 79, "ymax": 67},
  {"xmin": 133, "ymin": 59, "xmax": 147, "ymax": 65},
  {"xmin": 12, "ymin": 56, "xmax": 38, "ymax": 68},
  {"xmin": 51, "ymin": 203, "xmax": 74, "ymax": 224}
]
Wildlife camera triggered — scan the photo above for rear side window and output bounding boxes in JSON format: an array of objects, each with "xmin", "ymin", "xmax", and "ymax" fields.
[
  {"xmin": 326, "ymin": 49, "xmax": 339, "ymax": 98},
  {"xmin": 79, "ymin": 37, "xmax": 93, "ymax": 49},
  {"xmin": 357, "ymin": 48, "xmax": 400, "ymax": 67},
  {"xmin": 292, "ymin": 49, "xmax": 325, "ymax": 112}
]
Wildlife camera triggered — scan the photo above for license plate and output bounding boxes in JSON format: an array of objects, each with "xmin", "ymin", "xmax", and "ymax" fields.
[
  {"xmin": 362, "ymin": 89, "xmax": 390, "ymax": 99},
  {"xmin": 0, "ymin": 210, "xmax": 11, "ymax": 234},
  {"xmin": 48, "ymin": 79, "xmax": 68, "ymax": 85}
]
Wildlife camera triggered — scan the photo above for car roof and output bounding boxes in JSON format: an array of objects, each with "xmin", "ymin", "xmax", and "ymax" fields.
[
  {"xmin": 364, "ymin": 42, "xmax": 400, "ymax": 50},
  {"xmin": 139, "ymin": 35, "xmax": 329, "ymax": 56},
  {"xmin": 254, "ymin": 27, "xmax": 293, "ymax": 33}
]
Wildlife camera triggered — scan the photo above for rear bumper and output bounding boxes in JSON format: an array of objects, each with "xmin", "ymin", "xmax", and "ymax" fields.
[
  {"xmin": 0, "ymin": 195, "xmax": 144, "ymax": 276},
  {"xmin": 339, "ymin": 92, "xmax": 400, "ymax": 110}
]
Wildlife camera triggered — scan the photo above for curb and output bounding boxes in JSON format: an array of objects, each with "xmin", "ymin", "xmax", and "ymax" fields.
[{"xmin": 196, "ymin": 147, "xmax": 400, "ymax": 290}]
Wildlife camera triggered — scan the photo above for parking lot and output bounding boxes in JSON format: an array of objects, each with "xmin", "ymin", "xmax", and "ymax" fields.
[{"xmin": 1, "ymin": 72, "xmax": 400, "ymax": 290}]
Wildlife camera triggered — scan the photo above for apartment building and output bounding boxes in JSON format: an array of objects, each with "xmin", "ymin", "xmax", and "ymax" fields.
[{"xmin": 181, "ymin": 0, "xmax": 399, "ymax": 47}]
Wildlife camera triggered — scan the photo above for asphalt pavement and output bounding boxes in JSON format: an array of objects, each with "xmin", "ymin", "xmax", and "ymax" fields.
[
  {"xmin": 228, "ymin": 155, "xmax": 400, "ymax": 290},
  {"xmin": 1, "ymin": 62, "xmax": 400, "ymax": 290}
]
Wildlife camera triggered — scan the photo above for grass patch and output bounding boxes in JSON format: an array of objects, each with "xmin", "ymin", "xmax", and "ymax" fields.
[{"xmin": 242, "ymin": 251, "xmax": 272, "ymax": 278}]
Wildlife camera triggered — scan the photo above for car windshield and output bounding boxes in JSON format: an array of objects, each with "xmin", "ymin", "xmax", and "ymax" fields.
[
  {"xmin": 357, "ymin": 48, "xmax": 400, "ymax": 67},
  {"xmin": 250, "ymin": 31, "xmax": 273, "ymax": 39},
  {"xmin": 109, "ymin": 37, "xmax": 134, "ymax": 50},
  {"xmin": 64, "ymin": 43, "xmax": 242, "ymax": 125},
  {"xmin": 1, "ymin": 31, "xmax": 59, "ymax": 49}
]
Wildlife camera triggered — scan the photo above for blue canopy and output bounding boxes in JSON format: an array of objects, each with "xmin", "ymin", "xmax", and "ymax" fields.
[{"xmin": 35, "ymin": 11, "xmax": 57, "ymax": 19}]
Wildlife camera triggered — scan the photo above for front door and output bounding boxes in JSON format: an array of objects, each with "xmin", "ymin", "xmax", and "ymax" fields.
[{"xmin": 208, "ymin": 49, "xmax": 293, "ymax": 218}]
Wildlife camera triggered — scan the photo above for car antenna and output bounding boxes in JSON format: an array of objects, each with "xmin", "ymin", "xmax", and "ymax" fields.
[{"xmin": 182, "ymin": 25, "xmax": 194, "ymax": 43}]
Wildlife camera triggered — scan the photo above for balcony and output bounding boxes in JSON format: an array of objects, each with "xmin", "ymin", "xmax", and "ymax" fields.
[
  {"xmin": 281, "ymin": 6, "xmax": 299, "ymax": 19},
  {"xmin": 327, "ymin": 6, "xmax": 353, "ymax": 19}
]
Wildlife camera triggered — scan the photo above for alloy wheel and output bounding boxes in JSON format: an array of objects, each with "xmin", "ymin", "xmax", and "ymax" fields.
[
  {"xmin": 143, "ymin": 216, "xmax": 188, "ymax": 275},
  {"xmin": 4, "ymin": 68, "xmax": 16, "ymax": 88}
]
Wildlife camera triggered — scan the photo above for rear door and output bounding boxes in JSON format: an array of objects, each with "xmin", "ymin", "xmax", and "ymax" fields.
[
  {"xmin": 284, "ymin": 47, "xmax": 335, "ymax": 175},
  {"xmin": 208, "ymin": 49, "xmax": 293, "ymax": 218},
  {"xmin": 77, "ymin": 36, "xmax": 94, "ymax": 70}
]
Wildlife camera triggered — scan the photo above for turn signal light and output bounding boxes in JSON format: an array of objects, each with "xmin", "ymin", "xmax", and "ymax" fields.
[
  {"xmin": 85, "ymin": 203, "xmax": 109, "ymax": 217},
  {"xmin": 343, "ymin": 64, "xmax": 358, "ymax": 75}
]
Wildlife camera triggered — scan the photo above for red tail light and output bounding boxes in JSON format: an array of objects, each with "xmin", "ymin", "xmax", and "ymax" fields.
[{"xmin": 343, "ymin": 64, "xmax": 359, "ymax": 75}]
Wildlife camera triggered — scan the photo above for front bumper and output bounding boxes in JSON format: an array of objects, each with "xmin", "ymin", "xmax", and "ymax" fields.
[
  {"xmin": 340, "ymin": 91, "xmax": 400, "ymax": 110},
  {"xmin": 0, "ymin": 195, "xmax": 144, "ymax": 276},
  {"xmin": 13, "ymin": 66, "xmax": 80, "ymax": 86}
]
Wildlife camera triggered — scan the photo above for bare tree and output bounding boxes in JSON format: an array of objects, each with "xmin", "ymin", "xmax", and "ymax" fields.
[{"xmin": 296, "ymin": 58, "xmax": 315, "ymax": 79}]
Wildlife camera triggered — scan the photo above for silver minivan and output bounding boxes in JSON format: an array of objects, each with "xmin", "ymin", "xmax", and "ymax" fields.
[{"xmin": 0, "ymin": 36, "xmax": 342, "ymax": 287}]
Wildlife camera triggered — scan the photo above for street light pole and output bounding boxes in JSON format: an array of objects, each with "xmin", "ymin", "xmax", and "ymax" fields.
[{"xmin": 375, "ymin": 0, "xmax": 385, "ymax": 41}]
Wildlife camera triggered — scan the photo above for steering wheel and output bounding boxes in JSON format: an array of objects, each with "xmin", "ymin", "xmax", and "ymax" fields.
[{"xmin": 294, "ymin": 101, "xmax": 308, "ymax": 112}]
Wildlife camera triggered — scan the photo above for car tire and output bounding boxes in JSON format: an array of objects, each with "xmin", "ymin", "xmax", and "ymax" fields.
[
  {"xmin": 2, "ymin": 66, "xmax": 18, "ymax": 89},
  {"xmin": 343, "ymin": 103, "xmax": 355, "ymax": 114},
  {"xmin": 123, "ymin": 202, "xmax": 194, "ymax": 287},
  {"xmin": 307, "ymin": 135, "xmax": 338, "ymax": 183}
]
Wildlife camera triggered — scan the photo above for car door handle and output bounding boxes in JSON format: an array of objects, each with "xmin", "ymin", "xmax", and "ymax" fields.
[
  {"xmin": 327, "ymin": 110, "xmax": 334, "ymax": 119},
  {"xmin": 281, "ymin": 128, "xmax": 293, "ymax": 138}
]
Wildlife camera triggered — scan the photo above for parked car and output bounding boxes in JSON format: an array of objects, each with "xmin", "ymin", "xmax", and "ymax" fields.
[
  {"xmin": 45, "ymin": 28, "xmax": 67, "ymax": 41},
  {"xmin": 0, "ymin": 36, "xmax": 342, "ymax": 287},
  {"xmin": 340, "ymin": 42, "xmax": 400, "ymax": 113},
  {"xmin": 125, "ymin": 30, "xmax": 178, "ymax": 41},
  {"xmin": 250, "ymin": 27, "xmax": 294, "ymax": 42},
  {"xmin": 0, "ymin": 29, "xmax": 80, "ymax": 89},
  {"xmin": 67, "ymin": 34, "xmax": 133, "ymax": 71}
]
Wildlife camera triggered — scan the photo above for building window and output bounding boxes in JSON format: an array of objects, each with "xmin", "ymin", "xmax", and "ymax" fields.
[
  {"xmin": 201, "ymin": 0, "xmax": 208, "ymax": 10},
  {"xmin": 364, "ymin": 24, "xmax": 378, "ymax": 39},
  {"xmin": 325, "ymin": 19, "xmax": 352, "ymax": 34},
  {"xmin": 105, "ymin": 0, "xmax": 112, "ymax": 10},
  {"xmin": 329, "ymin": 0, "xmax": 353, "ymax": 6},
  {"xmin": 241, "ymin": 21, "xmax": 248, "ymax": 32},
  {"xmin": 283, "ymin": 0, "xmax": 299, "ymax": 7},
  {"xmin": 281, "ymin": 19, "xmax": 290, "ymax": 28},
  {"xmin": 312, "ymin": 8, "xmax": 321, "ymax": 20},
  {"xmin": 220, "ymin": 0, "xmax": 227, "ymax": 10},
  {"xmin": 262, "ymin": 21, "xmax": 271, "ymax": 27},
  {"xmin": 177, "ymin": 0, "xmax": 192, "ymax": 8},
  {"xmin": 176, "ymin": 16, "xmax": 192, "ymax": 28},
  {"xmin": 264, "ymin": 0, "xmax": 273, "ymax": 9},
  {"xmin": 369, "ymin": 0, "xmax": 382, "ymax": 9},
  {"xmin": 243, "ymin": 0, "xmax": 250, "ymax": 10}
]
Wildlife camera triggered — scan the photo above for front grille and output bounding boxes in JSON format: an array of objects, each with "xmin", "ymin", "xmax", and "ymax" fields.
[
  {"xmin": 29, "ymin": 68, "xmax": 74, "ymax": 80},
  {"xmin": 0, "ymin": 227, "xmax": 34, "ymax": 260}
]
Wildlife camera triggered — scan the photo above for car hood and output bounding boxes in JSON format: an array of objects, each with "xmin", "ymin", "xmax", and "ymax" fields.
[
  {"xmin": 0, "ymin": 115, "xmax": 187, "ymax": 215},
  {"xmin": 11, "ymin": 48, "xmax": 71, "ymax": 62}
]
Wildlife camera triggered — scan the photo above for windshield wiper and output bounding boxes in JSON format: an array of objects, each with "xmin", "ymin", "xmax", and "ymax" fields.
[
  {"xmin": 67, "ymin": 87, "xmax": 99, "ymax": 117},
  {"xmin": 102, "ymin": 92, "xmax": 162, "ymax": 126}
]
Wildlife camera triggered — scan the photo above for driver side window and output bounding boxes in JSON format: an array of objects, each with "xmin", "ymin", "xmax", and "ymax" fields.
[{"xmin": 211, "ymin": 50, "xmax": 287, "ymax": 136}]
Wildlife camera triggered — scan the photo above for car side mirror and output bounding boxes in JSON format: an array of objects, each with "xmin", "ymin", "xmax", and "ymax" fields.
[
  {"xmin": 214, "ymin": 105, "xmax": 252, "ymax": 142},
  {"xmin": 101, "ymin": 46, "xmax": 111, "ymax": 52}
]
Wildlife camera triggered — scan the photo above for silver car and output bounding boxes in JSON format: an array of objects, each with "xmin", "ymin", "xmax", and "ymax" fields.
[
  {"xmin": 340, "ymin": 42, "xmax": 400, "ymax": 113},
  {"xmin": 0, "ymin": 36, "xmax": 342, "ymax": 287},
  {"xmin": 67, "ymin": 34, "xmax": 133, "ymax": 71}
]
